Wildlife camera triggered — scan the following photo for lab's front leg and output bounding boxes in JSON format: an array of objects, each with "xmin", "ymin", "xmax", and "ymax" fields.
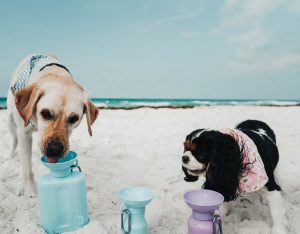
[
  {"xmin": 8, "ymin": 113, "xmax": 18, "ymax": 158},
  {"xmin": 17, "ymin": 129, "xmax": 37, "ymax": 197}
]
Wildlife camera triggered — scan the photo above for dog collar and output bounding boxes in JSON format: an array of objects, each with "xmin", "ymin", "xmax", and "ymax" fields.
[{"xmin": 39, "ymin": 63, "xmax": 71, "ymax": 74}]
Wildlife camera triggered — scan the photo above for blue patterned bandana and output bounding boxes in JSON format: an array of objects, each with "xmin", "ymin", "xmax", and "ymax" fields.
[{"xmin": 10, "ymin": 54, "xmax": 68, "ymax": 95}]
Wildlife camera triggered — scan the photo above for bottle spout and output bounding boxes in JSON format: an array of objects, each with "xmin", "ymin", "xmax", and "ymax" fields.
[
  {"xmin": 184, "ymin": 189, "xmax": 224, "ymax": 221},
  {"xmin": 41, "ymin": 151, "xmax": 78, "ymax": 178},
  {"xmin": 118, "ymin": 187, "xmax": 154, "ymax": 211}
]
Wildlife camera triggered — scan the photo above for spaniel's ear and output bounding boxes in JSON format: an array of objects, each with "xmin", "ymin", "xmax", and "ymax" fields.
[
  {"xmin": 84, "ymin": 100, "xmax": 99, "ymax": 136},
  {"xmin": 203, "ymin": 132, "xmax": 242, "ymax": 201},
  {"xmin": 182, "ymin": 166, "xmax": 199, "ymax": 182},
  {"xmin": 15, "ymin": 84, "xmax": 44, "ymax": 127}
]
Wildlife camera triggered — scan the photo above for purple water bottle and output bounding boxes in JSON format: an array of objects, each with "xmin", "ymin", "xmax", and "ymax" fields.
[{"xmin": 184, "ymin": 189, "xmax": 224, "ymax": 234}]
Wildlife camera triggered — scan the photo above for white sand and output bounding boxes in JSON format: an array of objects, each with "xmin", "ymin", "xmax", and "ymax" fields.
[{"xmin": 0, "ymin": 106, "xmax": 300, "ymax": 234}]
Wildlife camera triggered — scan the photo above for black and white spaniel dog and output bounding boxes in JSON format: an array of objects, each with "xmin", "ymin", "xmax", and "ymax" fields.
[{"xmin": 182, "ymin": 120, "xmax": 286, "ymax": 234}]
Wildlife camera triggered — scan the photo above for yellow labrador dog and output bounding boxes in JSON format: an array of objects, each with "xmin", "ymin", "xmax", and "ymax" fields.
[{"xmin": 7, "ymin": 54, "xmax": 99, "ymax": 196}]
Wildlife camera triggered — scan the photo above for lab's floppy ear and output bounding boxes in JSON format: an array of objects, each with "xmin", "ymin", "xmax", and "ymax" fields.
[
  {"xmin": 84, "ymin": 100, "xmax": 99, "ymax": 136},
  {"xmin": 15, "ymin": 84, "xmax": 44, "ymax": 127}
]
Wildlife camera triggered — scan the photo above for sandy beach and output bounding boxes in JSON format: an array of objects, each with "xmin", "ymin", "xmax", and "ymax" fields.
[{"xmin": 0, "ymin": 106, "xmax": 300, "ymax": 234}]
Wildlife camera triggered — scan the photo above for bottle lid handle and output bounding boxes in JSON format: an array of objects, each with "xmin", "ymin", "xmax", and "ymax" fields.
[{"xmin": 71, "ymin": 160, "xmax": 82, "ymax": 172}]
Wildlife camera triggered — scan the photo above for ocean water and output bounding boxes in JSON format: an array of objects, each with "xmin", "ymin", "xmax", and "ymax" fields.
[{"xmin": 1, "ymin": 97, "xmax": 299, "ymax": 109}]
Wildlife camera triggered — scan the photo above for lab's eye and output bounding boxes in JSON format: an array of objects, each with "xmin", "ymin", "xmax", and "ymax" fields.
[
  {"xmin": 40, "ymin": 109, "xmax": 53, "ymax": 120},
  {"xmin": 68, "ymin": 115, "xmax": 79, "ymax": 124}
]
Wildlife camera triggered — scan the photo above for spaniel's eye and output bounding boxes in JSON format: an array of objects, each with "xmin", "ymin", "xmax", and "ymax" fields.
[
  {"xmin": 40, "ymin": 109, "xmax": 53, "ymax": 120},
  {"xmin": 68, "ymin": 115, "xmax": 79, "ymax": 124}
]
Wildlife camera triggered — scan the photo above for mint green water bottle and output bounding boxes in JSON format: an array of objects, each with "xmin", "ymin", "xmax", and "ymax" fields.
[{"xmin": 37, "ymin": 151, "xmax": 89, "ymax": 233}]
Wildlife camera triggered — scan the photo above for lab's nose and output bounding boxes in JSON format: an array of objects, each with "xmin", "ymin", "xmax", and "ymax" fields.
[
  {"xmin": 182, "ymin": 155, "xmax": 190, "ymax": 164},
  {"xmin": 46, "ymin": 140, "xmax": 64, "ymax": 157}
]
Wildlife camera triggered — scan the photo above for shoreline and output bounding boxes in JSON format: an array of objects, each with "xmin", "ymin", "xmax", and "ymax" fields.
[
  {"xmin": 97, "ymin": 103, "xmax": 300, "ymax": 109},
  {"xmin": 1, "ymin": 104, "xmax": 300, "ymax": 110}
]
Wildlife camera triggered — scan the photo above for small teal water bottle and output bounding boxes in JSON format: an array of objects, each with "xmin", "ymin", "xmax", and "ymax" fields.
[
  {"xmin": 37, "ymin": 151, "xmax": 89, "ymax": 233},
  {"xmin": 118, "ymin": 187, "xmax": 154, "ymax": 234}
]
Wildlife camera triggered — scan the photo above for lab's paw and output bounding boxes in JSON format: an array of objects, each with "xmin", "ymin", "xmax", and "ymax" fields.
[{"xmin": 19, "ymin": 180, "xmax": 37, "ymax": 198}]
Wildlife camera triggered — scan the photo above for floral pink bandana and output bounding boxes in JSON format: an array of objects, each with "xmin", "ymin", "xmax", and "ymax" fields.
[{"xmin": 220, "ymin": 128, "xmax": 269, "ymax": 194}]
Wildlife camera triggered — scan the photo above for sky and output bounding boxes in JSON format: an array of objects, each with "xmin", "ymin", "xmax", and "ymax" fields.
[{"xmin": 0, "ymin": 0, "xmax": 300, "ymax": 99}]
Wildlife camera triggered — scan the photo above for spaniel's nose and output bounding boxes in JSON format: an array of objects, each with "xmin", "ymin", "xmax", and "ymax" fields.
[
  {"xmin": 46, "ymin": 140, "xmax": 64, "ymax": 157},
  {"xmin": 182, "ymin": 155, "xmax": 190, "ymax": 164}
]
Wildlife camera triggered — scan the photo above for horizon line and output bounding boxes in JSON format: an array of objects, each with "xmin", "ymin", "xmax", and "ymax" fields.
[{"xmin": 0, "ymin": 97, "xmax": 300, "ymax": 101}]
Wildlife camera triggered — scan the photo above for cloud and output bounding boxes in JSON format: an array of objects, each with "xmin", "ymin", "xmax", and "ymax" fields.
[
  {"xmin": 217, "ymin": 0, "xmax": 285, "ymax": 32},
  {"xmin": 180, "ymin": 31, "xmax": 201, "ymax": 39},
  {"xmin": 128, "ymin": 1, "xmax": 202, "ymax": 30},
  {"xmin": 227, "ymin": 27, "xmax": 272, "ymax": 49},
  {"xmin": 227, "ymin": 52, "xmax": 300, "ymax": 75},
  {"xmin": 216, "ymin": 0, "xmax": 300, "ymax": 75},
  {"xmin": 287, "ymin": 0, "xmax": 300, "ymax": 13},
  {"xmin": 145, "ymin": 10, "xmax": 199, "ymax": 28}
]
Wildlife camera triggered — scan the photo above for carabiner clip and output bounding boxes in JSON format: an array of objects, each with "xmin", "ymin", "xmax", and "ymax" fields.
[
  {"xmin": 213, "ymin": 214, "xmax": 223, "ymax": 234},
  {"xmin": 121, "ymin": 209, "xmax": 131, "ymax": 234}
]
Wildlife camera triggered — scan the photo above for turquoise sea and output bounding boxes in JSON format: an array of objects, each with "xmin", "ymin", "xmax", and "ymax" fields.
[{"xmin": 0, "ymin": 97, "xmax": 299, "ymax": 109}]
